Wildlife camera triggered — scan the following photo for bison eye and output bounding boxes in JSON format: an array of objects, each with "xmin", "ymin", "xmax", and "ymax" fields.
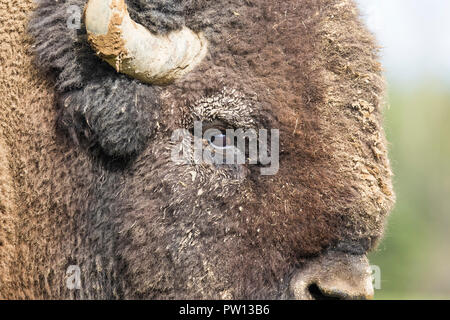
[{"xmin": 208, "ymin": 132, "xmax": 234, "ymax": 150}]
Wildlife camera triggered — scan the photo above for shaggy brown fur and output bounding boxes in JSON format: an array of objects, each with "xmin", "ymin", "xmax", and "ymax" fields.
[{"xmin": 0, "ymin": 0, "xmax": 394, "ymax": 299}]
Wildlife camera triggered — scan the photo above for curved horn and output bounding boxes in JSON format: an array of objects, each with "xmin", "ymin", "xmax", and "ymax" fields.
[{"xmin": 84, "ymin": 0, "xmax": 208, "ymax": 85}]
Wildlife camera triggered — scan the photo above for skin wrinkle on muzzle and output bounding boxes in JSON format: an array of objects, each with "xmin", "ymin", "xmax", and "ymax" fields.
[{"xmin": 0, "ymin": 0, "xmax": 395, "ymax": 299}]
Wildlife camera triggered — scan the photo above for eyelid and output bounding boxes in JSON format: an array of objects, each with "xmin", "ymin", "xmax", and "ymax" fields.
[{"xmin": 201, "ymin": 120, "xmax": 229, "ymax": 133}]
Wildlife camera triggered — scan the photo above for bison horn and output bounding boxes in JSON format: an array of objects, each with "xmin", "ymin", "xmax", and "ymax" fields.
[{"xmin": 84, "ymin": 0, "xmax": 208, "ymax": 85}]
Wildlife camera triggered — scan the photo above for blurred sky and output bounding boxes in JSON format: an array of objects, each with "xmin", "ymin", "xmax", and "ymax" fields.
[{"xmin": 356, "ymin": 0, "xmax": 450, "ymax": 86}]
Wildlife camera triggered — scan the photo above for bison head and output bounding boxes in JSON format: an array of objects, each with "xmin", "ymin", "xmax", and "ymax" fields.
[{"xmin": 0, "ymin": 0, "xmax": 395, "ymax": 299}]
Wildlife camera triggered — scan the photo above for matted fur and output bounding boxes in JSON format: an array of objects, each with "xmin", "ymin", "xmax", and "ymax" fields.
[{"xmin": 0, "ymin": 0, "xmax": 395, "ymax": 299}]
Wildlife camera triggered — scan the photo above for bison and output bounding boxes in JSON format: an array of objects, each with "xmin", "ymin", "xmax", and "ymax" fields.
[{"xmin": 0, "ymin": 0, "xmax": 395, "ymax": 299}]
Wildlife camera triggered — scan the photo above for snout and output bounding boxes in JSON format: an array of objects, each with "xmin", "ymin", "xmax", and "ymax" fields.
[{"xmin": 290, "ymin": 250, "xmax": 374, "ymax": 300}]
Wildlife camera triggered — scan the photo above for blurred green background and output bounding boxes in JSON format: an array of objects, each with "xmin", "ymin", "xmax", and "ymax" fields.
[
  {"xmin": 356, "ymin": 1, "xmax": 450, "ymax": 299},
  {"xmin": 369, "ymin": 82, "xmax": 450, "ymax": 299}
]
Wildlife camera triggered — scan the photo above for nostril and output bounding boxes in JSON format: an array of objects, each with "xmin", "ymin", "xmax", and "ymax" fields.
[
  {"xmin": 290, "ymin": 251, "xmax": 374, "ymax": 300},
  {"xmin": 307, "ymin": 283, "xmax": 344, "ymax": 300}
]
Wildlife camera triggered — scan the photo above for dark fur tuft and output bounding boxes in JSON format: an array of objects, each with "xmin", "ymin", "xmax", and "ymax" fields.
[
  {"xmin": 127, "ymin": 0, "xmax": 185, "ymax": 33},
  {"xmin": 28, "ymin": 0, "xmax": 172, "ymax": 157},
  {"xmin": 57, "ymin": 78, "xmax": 160, "ymax": 157}
]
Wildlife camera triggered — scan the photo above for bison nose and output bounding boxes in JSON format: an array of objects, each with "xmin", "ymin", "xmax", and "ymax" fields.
[{"xmin": 290, "ymin": 250, "xmax": 374, "ymax": 300}]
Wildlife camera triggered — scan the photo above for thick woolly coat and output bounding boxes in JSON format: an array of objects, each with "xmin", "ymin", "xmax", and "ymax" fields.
[{"xmin": 0, "ymin": 0, "xmax": 394, "ymax": 299}]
